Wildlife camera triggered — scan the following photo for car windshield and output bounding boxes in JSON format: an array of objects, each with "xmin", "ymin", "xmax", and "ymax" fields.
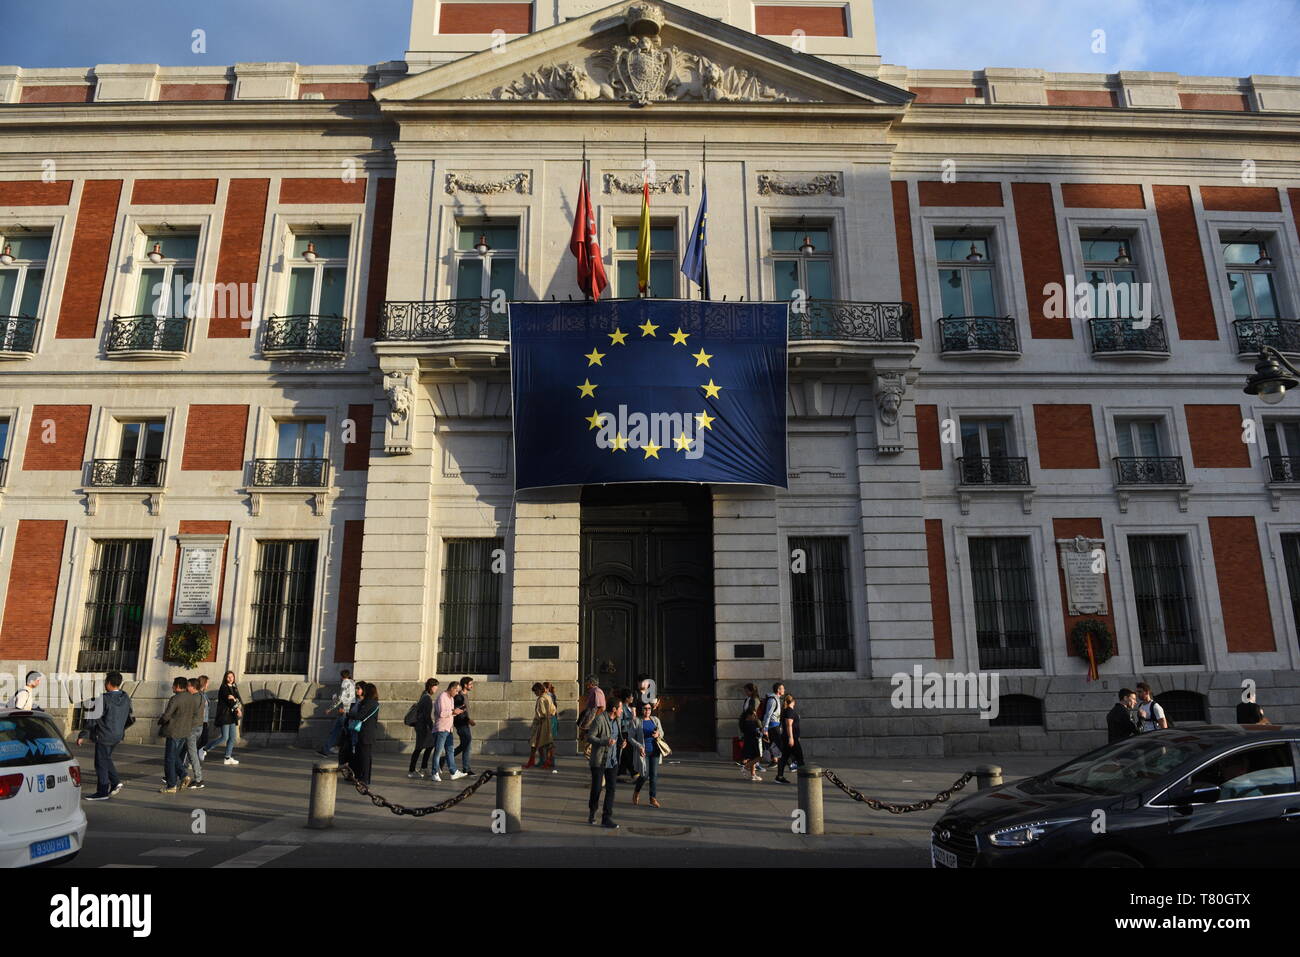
[
  {"xmin": 1042, "ymin": 735, "xmax": 1222, "ymax": 795},
  {"xmin": 0, "ymin": 714, "xmax": 72, "ymax": 768}
]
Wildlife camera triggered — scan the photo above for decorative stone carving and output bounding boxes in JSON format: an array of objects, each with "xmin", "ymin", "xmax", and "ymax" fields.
[
  {"xmin": 603, "ymin": 171, "xmax": 685, "ymax": 194},
  {"xmin": 384, "ymin": 368, "xmax": 416, "ymax": 455},
  {"xmin": 625, "ymin": 2, "xmax": 666, "ymax": 36},
  {"xmin": 444, "ymin": 171, "xmax": 531, "ymax": 195},
  {"xmin": 1057, "ymin": 536, "xmax": 1109, "ymax": 616},
  {"xmin": 756, "ymin": 172, "xmax": 843, "ymax": 196},
  {"xmin": 874, "ymin": 371, "xmax": 906, "ymax": 455}
]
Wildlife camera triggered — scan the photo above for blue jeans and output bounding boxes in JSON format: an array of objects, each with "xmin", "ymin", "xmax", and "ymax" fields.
[
  {"xmin": 433, "ymin": 730, "xmax": 456, "ymax": 775},
  {"xmin": 323, "ymin": 712, "xmax": 348, "ymax": 751},
  {"xmin": 453, "ymin": 724, "xmax": 472, "ymax": 772},
  {"xmin": 163, "ymin": 738, "xmax": 187, "ymax": 788},
  {"xmin": 92, "ymin": 741, "xmax": 119, "ymax": 796},
  {"xmin": 178, "ymin": 728, "xmax": 203, "ymax": 782},
  {"xmin": 204, "ymin": 723, "xmax": 237, "ymax": 759}
]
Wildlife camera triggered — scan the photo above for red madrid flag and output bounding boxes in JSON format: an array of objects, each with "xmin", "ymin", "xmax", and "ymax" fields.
[{"xmin": 569, "ymin": 169, "xmax": 609, "ymax": 301}]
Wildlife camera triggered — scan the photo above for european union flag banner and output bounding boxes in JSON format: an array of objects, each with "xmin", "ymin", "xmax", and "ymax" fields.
[{"xmin": 510, "ymin": 299, "xmax": 788, "ymax": 490}]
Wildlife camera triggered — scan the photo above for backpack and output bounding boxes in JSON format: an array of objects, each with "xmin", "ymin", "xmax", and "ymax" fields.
[{"xmin": 403, "ymin": 701, "xmax": 419, "ymax": 726}]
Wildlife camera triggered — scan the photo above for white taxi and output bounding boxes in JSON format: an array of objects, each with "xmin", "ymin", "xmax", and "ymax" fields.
[{"xmin": 0, "ymin": 708, "xmax": 86, "ymax": 867}]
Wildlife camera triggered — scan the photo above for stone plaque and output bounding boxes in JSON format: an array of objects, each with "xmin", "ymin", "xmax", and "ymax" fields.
[
  {"xmin": 173, "ymin": 543, "xmax": 222, "ymax": 624},
  {"xmin": 1057, "ymin": 536, "xmax": 1108, "ymax": 616}
]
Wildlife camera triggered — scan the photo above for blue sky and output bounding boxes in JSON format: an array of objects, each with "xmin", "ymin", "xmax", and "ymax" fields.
[{"xmin": 0, "ymin": 0, "xmax": 1296, "ymax": 76}]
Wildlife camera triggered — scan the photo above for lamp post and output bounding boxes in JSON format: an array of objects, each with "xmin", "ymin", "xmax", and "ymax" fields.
[{"xmin": 1243, "ymin": 346, "xmax": 1300, "ymax": 405}]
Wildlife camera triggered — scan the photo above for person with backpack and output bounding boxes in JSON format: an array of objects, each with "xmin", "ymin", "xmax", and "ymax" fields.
[
  {"xmin": 739, "ymin": 702, "xmax": 764, "ymax": 782},
  {"xmin": 1135, "ymin": 682, "xmax": 1167, "ymax": 731},
  {"xmin": 736, "ymin": 683, "xmax": 761, "ymax": 766},
  {"xmin": 203, "ymin": 671, "xmax": 242, "ymax": 764},
  {"xmin": 77, "ymin": 671, "xmax": 134, "ymax": 801},
  {"xmin": 760, "ymin": 681, "xmax": 786, "ymax": 769},
  {"xmin": 348, "ymin": 682, "xmax": 380, "ymax": 785},
  {"xmin": 9, "ymin": 670, "xmax": 43, "ymax": 710},
  {"xmin": 407, "ymin": 679, "xmax": 437, "ymax": 778}
]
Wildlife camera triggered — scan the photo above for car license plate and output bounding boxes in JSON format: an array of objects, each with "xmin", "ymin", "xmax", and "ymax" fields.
[
  {"xmin": 30, "ymin": 835, "xmax": 72, "ymax": 861},
  {"xmin": 931, "ymin": 842, "xmax": 957, "ymax": 868}
]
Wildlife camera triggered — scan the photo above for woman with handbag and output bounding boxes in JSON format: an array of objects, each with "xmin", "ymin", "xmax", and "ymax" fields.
[
  {"xmin": 203, "ymin": 671, "xmax": 242, "ymax": 765},
  {"xmin": 407, "ymin": 678, "xmax": 436, "ymax": 778},
  {"xmin": 349, "ymin": 682, "xmax": 380, "ymax": 785},
  {"xmin": 526, "ymin": 682, "xmax": 556, "ymax": 769},
  {"xmin": 630, "ymin": 700, "xmax": 666, "ymax": 807}
]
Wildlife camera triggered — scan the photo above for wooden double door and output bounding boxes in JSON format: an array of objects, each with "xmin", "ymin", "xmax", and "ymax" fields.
[{"xmin": 580, "ymin": 485, "xmax": 714, "ymax": 751}]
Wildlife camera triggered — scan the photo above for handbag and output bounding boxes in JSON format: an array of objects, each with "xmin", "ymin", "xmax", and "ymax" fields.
[{"xmin": 655, "ymin": 737, "xmax": 672, "ymax": 758}]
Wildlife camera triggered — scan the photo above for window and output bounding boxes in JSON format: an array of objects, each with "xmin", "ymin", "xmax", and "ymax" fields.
[
  {"xmin": 935, "ymin": 235, "xmax": 997, "ymax": 317},
  {"xmin": 240, "ymin": 699, "xmax": 302, "ymax": 734},
  {"xmin": 1127, "ymin": 535, "xmax": 1201, "ymax": 665},
  {"xmin": 1080, "ymin": 233, "xmax": 1141, "ymax": 319},
  {"xmin": 988, "ymin": 694, "xmax": 1044, "ymax": 727},
  {"xmin": 1186, "ymin": 744, "xmax": 1295, "ymax": 801},
  {"xmin": 1264, "ymin": 420, "xmax": 1300, "ymax": 482},
  {"xmin": 961, "ymin": 418, "xmax": 1012, "ymax": 459},
  {"xmin": 1223, "ymin": 237, "xmax": 1279, "ymax": 321},
  {"xmin": 438, "ymin": 538, "xmax": 504, "ymax": 674},
  {"xmin": 958, "ymin": 418, "xmax": 1026, "ymax": 485},
  {"xmin": 968, "ymin": 537, "xmax": 1040, "ymax": 669},
  {"xmin": 772, "ymin": 225, "xmax": 832, "ymax": 302},
  {"xmin": 287, "ymin": 232, "xmax": 349, "ymax": 318},
  {"xmin": 453, "ymin": 223, "xmax": 517, "ymax": 301},
  {"xmin": 0, "ymin": 416, "xmax": 9, "ymax": 483},
  {"xmin": 1282, "ymin": 534, "xmax": 1300, "ymax": 647},
  {"xmin": 276, "ymin": 419, "xmax": 326, "ymax": 460},
  {"xmin": 254, "ymin": 419, "xmax": 328, "ymax": 487},
  {"xmin": 77, "ymin": 539, "xmax": 151, "ymax": 673},
  {"xmin": 789, "ymin": 536, "xmax": 854, "ymax": 672},
  {"xmin": 93, "ymin": 418, "xmax": 166, "ymax": 487},
  {"xmin": 1115, "ymin": 418, "xmax": 1163, "ymax": 457},
  {"xmin": 246, "ymin": 540, "xmax": 318, "ymax": 674},
  {"xmin": 135, "ymin": 232, "xmax": 198, "ymax": 319},
  {"xmin": 0, "ymin": 231, "xmax": 50, "ymax": 317},
  {"xmin": 614, "ymin": 222, "xmax": 675, "ymax": 298}
]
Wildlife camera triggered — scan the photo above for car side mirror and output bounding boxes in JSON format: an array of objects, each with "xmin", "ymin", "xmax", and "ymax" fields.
[{"xmin": 1171, "ymin": 782, "xmax": 1221, "ymax": 806}]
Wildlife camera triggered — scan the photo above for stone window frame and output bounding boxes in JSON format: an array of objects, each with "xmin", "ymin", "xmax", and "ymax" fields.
[
  {"xmin": 597, "ymin": 200, "xmax": 687, "ymax": 300},
  {"xmin": 917, "ymin": 209, "xmax": 1024, "ymax": 340},
  {"xmin": 1200, "ymin": 208, "xmax": 1299, "ymax": 343},
  {"xmin": 1262, "ymin": 520, "xmax": 1300, "ymax": 670},
  {"xmin": 264, "ymin": 210, "xmax": 365, "ymax": 338},
  {"xmin": 0, "ymin": 211, "xmax": 69, "ymax": 356},
  {"xmin": 754, "ymin": 203, "xmax": 847, "ymax": 303},
  {"xmin": 775, "ymin": 523, "xmax": 869, "ymax": 679},
  {"xmin": 0, "ymin": 403, "xmax": 18, "ymax": 488},
  {"xmin": 435, "ymin": 201, "xmax": 532, "ymax": 300},
  {"xmin": 433, "ymin": 534, "xmax": 509, "ymax": 676},
  {"xmin": 103, "ymin": 211, "xmax": 214, "ymax": 335},
  {"xmin": 1061, "ymin": 212, "xmax": 1165, "ymax": 333}
]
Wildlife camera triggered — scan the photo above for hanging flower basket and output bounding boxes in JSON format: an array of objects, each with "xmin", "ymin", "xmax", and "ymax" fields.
[{"xmin": 166, "ymin": 624, "xmax": 212, "ymax": 669}]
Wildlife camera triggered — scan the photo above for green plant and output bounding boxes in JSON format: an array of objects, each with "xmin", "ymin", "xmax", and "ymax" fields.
[{"xmin": 166, "ymin": 624, "xmax": 212, "ymax": 669}]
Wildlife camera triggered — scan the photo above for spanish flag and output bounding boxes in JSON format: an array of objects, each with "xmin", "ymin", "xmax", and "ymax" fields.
[{"xmin": 636, "ymin": 179, "xmax": 651, "ymax": 296}]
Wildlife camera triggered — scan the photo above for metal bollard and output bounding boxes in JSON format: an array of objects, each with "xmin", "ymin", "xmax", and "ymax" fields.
[
  {"xmin": 308, "ymin": 763, "xmax": 340, "ymax": 829},
  {"xmin": 974, "ymin": 764, "xmax": 1003, "ymax": 790},
  {"xmin": 797, "ymin": 765, "xmax": 825, "ymax": 836},
  {"xmin": 495, "ymin": 765, "xmax": 522, "ymax": 833}
]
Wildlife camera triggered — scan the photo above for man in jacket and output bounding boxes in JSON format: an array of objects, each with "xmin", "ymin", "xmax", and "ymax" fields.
[
  {"xmin": 1106, "ymin": 688, "xmax": 1140, "ymax": 743},
  {"xmin": 158, "ymin": 677, "xmax": 202, "ymax": 793},
  {"xmin": 586, "ymin": 699, "xmax": 624, "ymax": 828},
  {"xmin": 77, "ymin": 671, "xmax": 134, "ymax": 800},
  {"xmin": 453, "ymin": 676, "xmax": 475, "ymax": 775}
]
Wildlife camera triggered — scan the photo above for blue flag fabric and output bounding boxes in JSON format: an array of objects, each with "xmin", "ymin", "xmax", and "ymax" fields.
[
  {"xmin": 681, "ymin": 181, "xmax": 709, "ymax": 297},
  {"xmin": 510, "ymin": 299, "xmax": 788, "ymax": 490}
]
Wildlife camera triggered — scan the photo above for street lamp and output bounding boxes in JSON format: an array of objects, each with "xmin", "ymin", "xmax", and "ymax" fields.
[{"xmin": 1243, "ymin": 346, "xmax": 1300, "ymax": 405}]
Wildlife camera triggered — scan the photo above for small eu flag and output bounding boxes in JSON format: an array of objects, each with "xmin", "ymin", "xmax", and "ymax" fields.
[{"xmin": 681, "ymin": 181, "xmax": 709, "ymax": 299}]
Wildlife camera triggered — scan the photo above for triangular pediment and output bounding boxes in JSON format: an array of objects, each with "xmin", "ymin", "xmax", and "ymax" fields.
[{"xmin": 376, "ymin": 1, "xmax": 911, "ymax": 107}]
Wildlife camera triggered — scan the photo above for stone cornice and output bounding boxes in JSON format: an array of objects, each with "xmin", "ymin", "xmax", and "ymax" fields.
[
  {"xmin": 0, "ymin": 99, "xmax": 385, "ymax": 133},
  {"xmin": 895, "ymin": 104, "xmax": 1300, "ymax": 141}
]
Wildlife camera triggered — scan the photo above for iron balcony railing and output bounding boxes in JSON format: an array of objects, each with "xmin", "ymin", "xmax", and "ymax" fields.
[
  {"xmin": 957, "ymin": 455, "xmax": 1030, "ymax": 486},
  {"xmin": 1266, "ymin": 455, "xmax": 1300, "ymax": 483},
  {"xmin": 1114, "ymin": 456, "xmax": 1186, "ymax": 485},
  {"xmin": 1233, "ymin": 318, "xmax": 1300, "ymax": 355},
  {"xmin": 788, "ymin": 300, "xmax": 914, "ymax": 342},
  {"xmin": 0, "ymin": 316, "xmax": 39, "ymax": 354},
  {"xmin": 938, "ymin": 316, "xmax": 1019, "ymax": 354},
  {"xmin": 1088, "ymin": 316, "xmax": 1169, "ymax": 355},
  {"xmin": 106, "ymin": 315, "xmax": 189, "ymax": 354},
  {"xmin": 263, "ymin": 314, "xmax": 346, "ymax": 356},
  {"xmin": 89, "ymin": 457, "xmax": 166, "ymax": 487},
  {"xmin": 251, "ymin": 457, "xmax": 329, "ymax": 488}
]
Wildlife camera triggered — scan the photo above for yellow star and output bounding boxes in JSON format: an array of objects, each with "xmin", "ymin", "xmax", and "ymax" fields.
[
  {"xmin": 691, "ymin": 348, "xmax": 712, "ymax": 367},
  {"xmin": 608, "ymin": 328, "xmax": 628, "ymax": 346},
  {"xmin": 610, "ymin": 433, "xmax": 629, "ymax": 452},
  {"xmin": 701, "ymin": 379, "xmax": 722, "ymax": 399},
  {"xmin": 673, "ymin": 433, "xmax": 694, "ymax": 452},
  {"xmin": 585, "ymin": 347, "xmax": 606, "ymax": 366},
  {"xmin": 585, "ymin": 410, "xmax": 607, "ymax": 430},
  {"xmin": 577, "ymin": 379, "xmax": 597, "ymax": 397},
  {"xmin": 639, "ymin": 319, "xmax": 659, "ymax": 337},
  {"xmin": 642, "ymin": 440, "xmax": 662, "ymax": 460},
  {"xmin": 670, "ymin": 328, "xmax": 689, "ymax": 346},
  {"xmin": 695, "ymin": 410, "xmax": 716, "ymax": 431}
]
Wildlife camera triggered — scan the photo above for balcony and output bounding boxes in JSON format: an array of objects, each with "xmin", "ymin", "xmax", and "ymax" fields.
[
  {"xmin": 1114, "ymin": 456, "xmax": 1185, "ymax": 485},
  {"xmin": 0, "ymin": 316, "xmax": 39, "ymax": 358},
  {"xmin": 788, "ymin": 300, "xmax": 914, "ymax": 343},
  {"xmin": 106, "ymin": 315, "xmax": 189, "ymax": 358},
  {"xmin": 1233, "ymin": 318, "xmax": 1300, "ymax": 356},
  {"xmin": 1088, "ymin": 316, "xmax": 1170, "ymax": 357},
  {"xmin": 957, "ymin": 456, "xmax": 1030, "ymax": 486},
  {"xmin": 938, "ymin": 316, "xmax": 1019, "ymax": 357},
  {"xmin": 89, "ymin": 457, "xmax": 166, "ymax": 488},
  {"xmin": 380, "ymin": 299, "xmax": 507, "ymax": 342},
  {"xmin": 1266, "ymin": 455, "xmax": 1300, "ymax": 484},
  {"xmin": 262, "ymin": 314, "xmax": 347, "ymax": 359},
  {"xmin": 251, "ymin": 458, "xmax": 329, "ymax": 488}
]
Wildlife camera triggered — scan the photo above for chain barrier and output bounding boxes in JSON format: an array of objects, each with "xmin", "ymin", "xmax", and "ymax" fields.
[
  {"xmin": 822, "ymin": 769, "xmax": 974, "ymax": 814},
  {"xmin": 337, "ymin": 765, "xmax": 497, "ymax": 817}
]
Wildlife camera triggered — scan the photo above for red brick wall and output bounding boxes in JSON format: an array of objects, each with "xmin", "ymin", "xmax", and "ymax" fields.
[
  {"xmin": 1033, "ymin": 404, "xmax": 1099, "ymax": 469},
  {"xmin": 1185, "ymin": 404, "xmax": 1250, "ymax": 468},
  {"xmin": 22, "ymin": 405, "xmax": 91, "ymax": 471},
  {"xmin": 0, "ymin": 180, "xmax": 73, "ymax": 205},
  {"xmin": 55, "ymin": 179, "xmax": 122, "ymax": 339},
  {"xmin": 131, "ymin": 178, "xmax": 218, "ymax": 205},
  {"xmin": 1046, "ymin": 89, "xmax": 1118, "ymax": 107},
  {"xmin": 910, "ymin": 87, "xmax": 979, "ymax": 105},
  {"xmin": 890, "ymin": 181, "xmax": 920, "ymax": 339},
  {"xmin": 1208, "ymin": 516, "xmax": 1275, "ymax": 653},
  {"xmin": 1200, "ymin": 186, "xmax": 1281, "ymax": 212},
  {"xmin": 1179, "ymin": 92, "xmax": 1249, "ymax": 112},
  {"xmin": 363, "ymin": 177, "xmax": 396, "ymax": 338},
  {"xmin": 211, "ymin": 178, "xmax": 269, "ymax": 338},
  {"xmin": 438, "ymin": 2, "xmax": 532, "ymax": 33},
  {"xmin": 1153, "ymin": 184, "xmax": 1217, "ymax": 340},
  {"xmin": 20, "ymin": 85, "xmax": 93, "ymax": 103},
  {"xmin": 344, "ymin": 404, "xmax": 374, "ymax": 471},
  {"xmin": 916, "ymin": 404, "xmax": 942, "ymax": 470},
  {"xmin": 1052, "ymin": 517, "xmax": 1117, "ymax": 660},
  {"xmin": 0, "ymin": 520, "xmax": 67, "ymax": 659},
  {"xmin": 1060, "ymin": 183, "xmax": 1145, "ymax": 209},
  {"xmin": 334, "ymin": 520, "xmax": 365, "ymax": 663},
  {"xmin": 1013, "ymin": 182, "xmax": 1069, "ymax": 339},
  {"xmin": 181, "ymin": 405, "xmax": 248, "ymax": 471},
  {"xmin": 299, "ymin": 82, "xmax": 372, "ymax": 100},
  {"xmin": 278, "ymin": 178, "xmax": 368, "ymax": 205},
  {"xmin": 917, "ymin": 181, "xmax": 1003, "ymax": 207},
  {"xmin": 924, "ymin": 519, "xmax": 953, "ymax": 659},
  {"xmin": 159, "ymin": 83, "xmax": 231, "ymax": 101},
  {"xmin": 754, "ymin": 5, "xmax": 848, "ymax": 36},
  {"xmin": 164, "ymin": 521, "xmax": 232, "ymax": 661}
]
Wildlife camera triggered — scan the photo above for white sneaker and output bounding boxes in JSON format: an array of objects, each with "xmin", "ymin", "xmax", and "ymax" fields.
[
  {"xmin": 432, "ymin": 772, "xmax": 442, "ymax": 782},
  {"xmin": 450, "ymin": 771, "xmax": 468, "ymax": 780},
  {"xmin": 223, "ymin": 757, "xmax": 239, "ymax": 766}
]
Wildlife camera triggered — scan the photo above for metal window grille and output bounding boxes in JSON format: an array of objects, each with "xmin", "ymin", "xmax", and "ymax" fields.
[
  {"xmin": 988, "ymin": 694, "xmax": 1044, "ymax": 727},
  {"xmin": 240, "ymin": 699, "xmax": 302, "ymax": 733},
  {"xmin": 1155, "ymin": 690, "xmax": 1208, "ymax": 724},
  {"xmin": 437, "ymin": 538, "xmax": 503, "ymax": 674},
  {"xmin": 245, "ymin": 540, "xmax": 317, "ymax": 674},
  {"xmin": 789, "ymin": 536, "xmax": 854, "ymax": 672},
  {"xmin": 1282, "ymin": 534, "xmax": 1300, "ymax": 649},
  {"xmin": 77, "ymin": 539, "xmax": 151, "ymax": 673},
  {"xmin": 969, "ymin": 537, "xmax": 1041, "ymax": 669},
  {"xmin": 1127, "ymin": 535, "xmax": 1202, "ymax": 666}
]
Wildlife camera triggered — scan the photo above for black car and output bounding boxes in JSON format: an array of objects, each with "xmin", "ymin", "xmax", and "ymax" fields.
[{"xmin": 931, "ymin": 725, "xmax": 1300, "ymax": 867}]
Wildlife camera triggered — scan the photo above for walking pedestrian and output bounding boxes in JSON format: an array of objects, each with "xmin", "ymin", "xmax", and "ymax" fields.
[
  {"xmin": 453, "ymin": 676, "xmax": 476, "ymax": 774},
  {"xmin": 586, "ymin": 698, "xmax": 623, "ymax": 828},
  {"xmin": 542, "ymin": 681, "xmax": 560, "ymax": 770},
  {"xmin": 774, "ymin": 694, "xmax": 804, "ymax": 784},
  {"xmin": 577, "ymin": 675, "xmax": 605, "ymax": 757},
  {"xmin": 630, "ymin": 701, "xmax": 664, "ymax": 807},
  {"xmin": 527, "ymin": 682, "xmax": 556, "ymax": 769},
  {"xmin": 348, "ymin": 682, "xmax": 380, "ymax": 785},
  {"xmin": 736, "ymin": 683, "xmax": 761, "ymax": 766},
  {"xmin": 739, "ymin": 702, "xmax": 763, "ymax": 782},
  {"xmin": 407, "ymin": 679, "xmax": 437, "ymax": 778},
  {"xmin": 760, "ymin": 681, "xmax": 786, "ymax": 770},
  {"xmin": 203, "ymin": 671, "xmax": 242, "ymax": 764},
  {"xmin": 8, "ymin": 670, "xmax": 43, "ymax": 710},
  {"xmin": 319, "ymin": 668, "xmax": 356, "ymax": 756},
  {"xmin": 636, "ymin": 673, "xmax": 658, "ymax": 711},
  {"xmin": 77, "ymin": 671, "xmax": 133, "ymax": 801},
  {"xmin": 431, "ymin": 681, "xmax": 466, "ymax": 782},
  {"xmin": 616, "ymin": 688, "xmax": 638, "ymax": 782},
  {"xmin": 179, "ymin": 675, "xmax": 210, "ymax": 786},
  {"xmin": 1106, "ymin": 688, "xmax": 1140, "ymax": 743},
  {"xmin": 158, "ymin": 677, "xmax": 201, "ymax": 793}
]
